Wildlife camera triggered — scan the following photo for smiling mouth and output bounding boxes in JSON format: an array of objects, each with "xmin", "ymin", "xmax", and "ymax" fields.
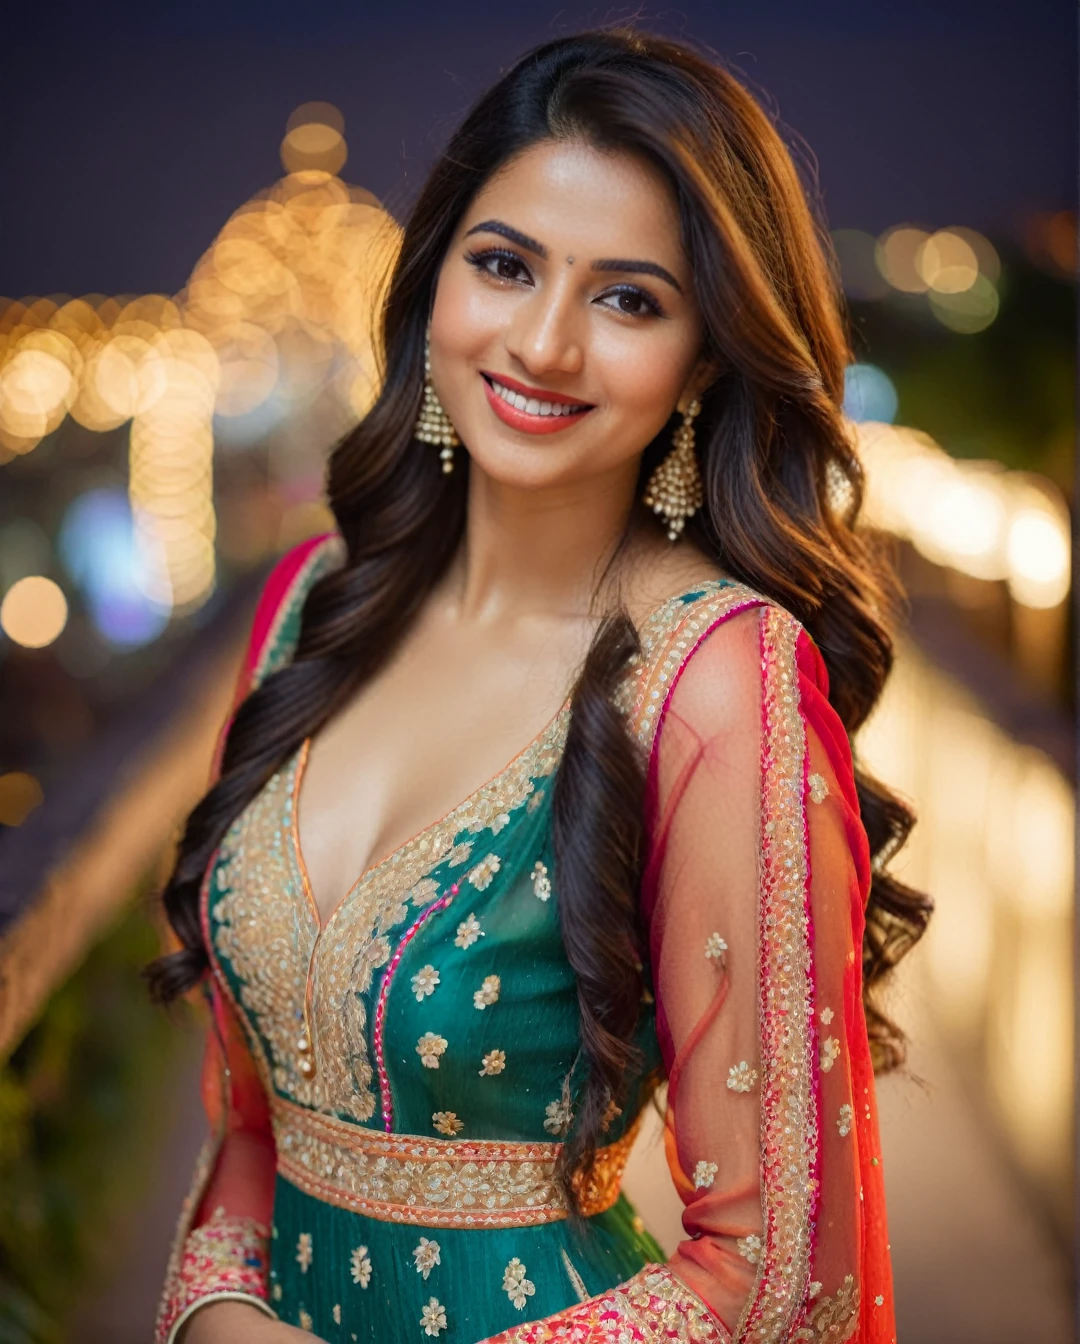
[{"xmin": 481, "ymin": 372, "xmax": 595, "ymax": 418}]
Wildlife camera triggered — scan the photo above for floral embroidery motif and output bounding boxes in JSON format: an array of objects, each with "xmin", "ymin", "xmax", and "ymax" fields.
[
  {"xmin": 473, "ymin": 974, "xmax": 501, "ymax": 1009},
  {"xmin": 791, "ymin": 1275, "xmax": 859, "ymax": 1341},
  {"xmin": 526, "ymin": 788, "xmax": 545, "ymax": 813},
  {"xmin": 503, "ymin": 1258, "xmax": 536, "ymax": 1310},
  {"xmin": 417, "ymin": 1033, "xmax": 448, "ymax": 1069},
  {"xmin": 154, "ymin": 1206, "xmax": 271, "ymax": 1344},
  {"xmin": 296, "ymin": 1232, "xmax": 313, "ymax": 1272},
  {"xmin": 704, "ymin": 932, "xmax": 728, "ymax": 961},
  {"xmin": 692, "ymin": 1160, "xmax": 718, "ymax": 1189},
  {"xmin": 480, "ymin": 1049, "xmax": 506, "ymax": 1076},
  {"xmin": 432, "ymin": 1110, "xmax": 464, "ymax": 1136},
  {"xmin": 737, "ymin": 1235, "xmax": 763, "ymax": 1265},
  {"xmin": 484, "ymin": 1264, "xmax": 726, "ymax": 1343},
  {"xmin": 409, "ymin": 877, "xmax": 440, "ymax": 907},
  {"xmin": 543, "ymin": 1097, "xmax": 572, "ymax": 1135},
  {"xmin": 411, "ymin": 965, "xmax": 440, "ymax": 1001},
  {"xmin": 273, "ymin": 1282, "xmax": 282, "ymax": 1300},
  {"xmin": 420, "ymin": 1298, "xmax": 448, "ymax": 1336},
  {"xmin": 333, "ymin": 1304, "xmax": 342, "ymax": 1325},
  {"xmin": 455, "ymin": 913, "xmax": 484, "ymax": 949},
  {"xmin": 726, "ymin": 1060, "xmax": 758, "ymax": 1093},
  {"xmin": 809, "ymin": 1282, "xmax": 822, "ymax": 1298},
  {"xmin": 491, "ymin": 811, "xmax": 511, "ymax": 834},
  {"xmin": 299, "ymin": 1309, "xmax": 313, "ymax": 1332},
  {"xmin": 468, "ymin": 853, "xmax": 501, "ymax": 890},
  {"xmin": 448, "ymin": 841, "xmax": 474, "ymax": 866},
  {"xmin": 808, "ymin": 772, "xmax": 829, "ymax": 803},
  {"xmin": 350, "ymin": 1244, "xmax": 372, "ymax": 1287},
  {"xmin": 820, "ymin": 1037, "xmax": 840, "ymax": 1072},
  {"xmin": 837, "ymin": 1104, "xmax": 854, "ymax": 1137},
  {"xmin": 413, "ymin": 1236, "xmax": 441, "ymax": 1279},
  {"xmin": 820, "ymin": 1006, "xmax": 834, "ymax": 1025},
  {"xmin": 531, "ymin": 861, "xmax": 551, "ymax": 901},
  {"xmin": 874, "ymin": 1295, "xmax": 884, "ymax": 1307}
]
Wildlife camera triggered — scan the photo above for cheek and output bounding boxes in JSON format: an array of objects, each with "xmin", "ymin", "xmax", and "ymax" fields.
[
  {"xmin": 430, "ymin": 266, "xmax": 504, "ymax": 365},
  {"xmin": 590, "ymin": 322, "xmax": 700, "ymax": 429}
]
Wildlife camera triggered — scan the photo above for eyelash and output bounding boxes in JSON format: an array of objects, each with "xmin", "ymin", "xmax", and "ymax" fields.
[{"xmin": 463, "ymin": 247, "xmax": 666, "ymax": 319}]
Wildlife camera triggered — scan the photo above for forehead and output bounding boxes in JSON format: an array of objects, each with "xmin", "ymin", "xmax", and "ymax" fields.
[{"xmin": 463, "ymin": 139, "xmax": 686, "ymax": 267}]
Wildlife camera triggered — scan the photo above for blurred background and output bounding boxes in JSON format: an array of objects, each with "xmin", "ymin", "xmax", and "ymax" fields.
[{"xmin": 0, "ymin": 3, "xmax": 1074, "ymax": 1341}]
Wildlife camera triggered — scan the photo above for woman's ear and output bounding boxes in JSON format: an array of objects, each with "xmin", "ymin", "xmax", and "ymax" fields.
[{"xmin": 677, "ymin": 354, "xmax": 724, "ymax": 414}]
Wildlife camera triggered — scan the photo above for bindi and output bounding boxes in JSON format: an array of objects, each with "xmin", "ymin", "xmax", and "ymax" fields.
[{"xmin": 566, "ymin": 256, "xmax": 575, "ymax": 264}]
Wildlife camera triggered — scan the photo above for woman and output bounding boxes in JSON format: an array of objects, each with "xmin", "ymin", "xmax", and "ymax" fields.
[{"xmin": 150, "ymin": 29, "xmax": 929, "ymax": 1344}]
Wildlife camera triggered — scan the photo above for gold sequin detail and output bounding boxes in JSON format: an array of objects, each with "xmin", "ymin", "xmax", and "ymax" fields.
[
  {"xmin": 296, "ymin": 1231, "xmax": 312, "ymax": 1272},
  {"xmin": 726, "ymin": 1061, "xmax": 758, "ymax": 1093},
  {"xmin": 820, "ymin": 1037, "xmax": 840, "ymax": 1072},
  {"xmin": 411, "ymin": 965, "xmax": 440, "ymax": 1001},
  {"xmin": 530, "ymin": 861, "xmax": 551, "ymax": 901},
  {"xmin": 837, "ymin": 1104, "xmax": 854, "ymax": 1137},
  {"xmin": 808, "ymin": 772, "xmax": 830, "ymax": 804},
  {"xmin": 350, "ymin": 1244, "xmax": 371, "ymax": 1287},
  {"xmin": 432, "ymin": 1110, "xmax": 464, "ymax": 1136},
  {"xmin": 417, "ymin": 1033, "xmax": 448, "ymax": 1069},
  {"xmin": 468, "ymin": 853, "xmax": 501, "ymax": 890},
  {"xmin": 480, "ymin": 1049, "xmax": 506, "ymax": 1076},
  {"xmin": 791, "ymin": 1275, "xmax": 859, "ymax": 1342},
  {"xmin": 503, "ymin": 1257, "xmax": 536, "ymax": 1310},
  {"xmin": 543, "ymin": 1097, "xmax": 571, "ymax": 1135},
  {"xmin": 270, "ymin": 1095, "xmax": 634, "ymax": 1227},
  {"xmin": 454, "ymin": 913, "xmax": 483, "ymax": 949},
  {"xmin": 420, "ymin": 1298, "xmax": 447, "ymax": 1336},
  {"xmin": 473, "ymin": 974, "xmax": 500, "ymax": 1009},
  {"xmin": 692, "ymin": 1160, "xmax": 717, "ymax": 1188},
  {"xmin": 413, "ymin": 1236, "xmax": 441, "ymax": 1279}
]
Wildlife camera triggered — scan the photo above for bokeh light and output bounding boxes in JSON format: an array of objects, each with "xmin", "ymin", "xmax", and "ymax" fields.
[
  {"xmin": 1, "ymin": 575, "xmax": 69, "ymax": 648},
  {"xmin": 0, "ymin": 772, "xmax": 44, "ymax": 827},
  {"xmin": 843, "ymin": 363, "xmax": 898, "ymax": 424},
  {"xmin": 875, "ymin": 225, "xmax": 930, "ymax": 292},
  {"xmin": 929, "ymin": 274, "xmax": 1000, "ymax": 334}
]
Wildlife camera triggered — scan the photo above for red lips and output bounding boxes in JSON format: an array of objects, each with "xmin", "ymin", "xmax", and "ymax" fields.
[{"xmin": 480, "ymin": 372, "xmax": 595, "ymax": 436}]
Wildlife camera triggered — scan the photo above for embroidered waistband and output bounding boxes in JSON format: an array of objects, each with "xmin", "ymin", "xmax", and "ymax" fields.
[{"xmin": 271, "ymin": 1096, "xmax": 638, "ymax": 1229}]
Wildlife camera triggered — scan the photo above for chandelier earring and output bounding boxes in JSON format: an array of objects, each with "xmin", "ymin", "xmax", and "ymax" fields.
[
  {"xmin": 643, "ymin": 398, "xmax": 703, "ymax": 541},
  {"xmin": 414, "ymin": 329, "xmax": 460, "ymax": 473}
]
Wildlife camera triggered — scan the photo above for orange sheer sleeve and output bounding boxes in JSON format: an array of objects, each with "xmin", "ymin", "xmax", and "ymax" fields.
[{"xmin": 482, "ymin": 599, "xmax": 895, "ymax": 1344}]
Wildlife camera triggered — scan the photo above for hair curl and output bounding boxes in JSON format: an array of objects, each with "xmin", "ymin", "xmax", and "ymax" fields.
[{"xmin": 149, "ymin": 27, "xmax": 931, "ymax": 1211}]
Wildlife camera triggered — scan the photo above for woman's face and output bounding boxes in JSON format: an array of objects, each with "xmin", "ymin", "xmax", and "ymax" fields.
[{"xmin": 430, "ymin": 138, "xmax": 708, "ymax": 496}]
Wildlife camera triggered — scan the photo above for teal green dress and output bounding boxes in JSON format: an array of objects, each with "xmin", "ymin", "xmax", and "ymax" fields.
[{"xmin": 156, "ymin": 536, "xmax": 747, "ymax": 1343}]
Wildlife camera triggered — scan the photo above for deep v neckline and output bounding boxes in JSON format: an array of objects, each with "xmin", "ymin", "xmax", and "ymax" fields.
[
  {"xmin": 288, "ymin": 576, "xmax": 734, "ymax": 934},
  {"xmin": 289, "ymin": 698, "xmax": 573, "ymax": 933}
]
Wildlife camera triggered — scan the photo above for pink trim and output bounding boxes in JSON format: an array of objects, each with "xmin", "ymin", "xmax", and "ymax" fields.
[
  {"xmin": 243, "ymin": 534, "xmax": 335, "ymax": 691},
  {"xmin": 798, "ymin": 639, "xmax": 824, "ymax": 1248},
  {"xmin": 372, "ymin": 883, "xmax": 460, "ymax": 1131}
]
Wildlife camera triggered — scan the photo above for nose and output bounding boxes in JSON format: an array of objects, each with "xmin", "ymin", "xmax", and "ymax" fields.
[{"xmin": 502, "ymin": 273, "xmax": 584, "ymax": 380}]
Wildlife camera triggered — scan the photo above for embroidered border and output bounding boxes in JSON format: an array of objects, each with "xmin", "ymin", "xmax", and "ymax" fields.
[
  {"xmin": 155, "ymin": 1206, "xmax": 273, "ymax": 1344},
  {"xmin": 481, "ymin": 1264, "xmax": 731, "ymax": 1343},
  {"xmin": 251, "ymin": 534, "xmax": 344, "ymax": 690},
  {"xmin": 271, "ymin": 1095, "xmax": 639, "ymax": 1228},
  {"xmin": 734, "ymin": 605, "xmax": 818, "ymax": 1341}
]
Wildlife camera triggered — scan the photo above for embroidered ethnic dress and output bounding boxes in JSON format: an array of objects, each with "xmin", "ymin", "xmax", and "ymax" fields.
[{"xmin": 157, "ymin": 534, "xmax": 896, "ymax": 1344}]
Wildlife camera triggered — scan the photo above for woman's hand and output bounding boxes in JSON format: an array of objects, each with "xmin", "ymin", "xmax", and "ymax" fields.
[{"xmin": 181, "ymin": 1301, "xmax": 323, "ymax": 1344}]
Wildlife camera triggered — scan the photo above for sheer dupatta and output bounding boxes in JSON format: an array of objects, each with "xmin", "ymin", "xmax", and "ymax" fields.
[{"xmin": 484, "ymin": 598, "xmax": 895, "ymax": 1344}]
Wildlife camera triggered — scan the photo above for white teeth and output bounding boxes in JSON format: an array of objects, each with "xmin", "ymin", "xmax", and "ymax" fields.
[{"xmin": 488, "ymin": 377, "xmax": 585, "ymax": 417}]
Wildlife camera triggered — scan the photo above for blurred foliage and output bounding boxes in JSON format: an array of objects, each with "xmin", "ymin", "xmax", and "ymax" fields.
[
  {"xmin": 0, "ymin": 892, "xmax": 186, "ymax": 1343},
  {"xmin": 849, "ymin": 248, "xmax": 1075, "ymax": 496}
]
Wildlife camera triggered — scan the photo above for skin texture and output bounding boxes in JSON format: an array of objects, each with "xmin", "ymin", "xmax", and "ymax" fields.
[{"xmin": 188, "ymin": 142, "xmax": 726, "ymax": 1338}]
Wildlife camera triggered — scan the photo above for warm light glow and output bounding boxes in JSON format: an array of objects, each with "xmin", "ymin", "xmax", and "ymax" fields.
[
  {"xmin": 0, "ymin": 575, "xmax": 69, "ymax": 648},
  {"xmin": 875, "ymin": 226, "xmax": 930, "ymax": 293},
  {"xmin": 917, "ymin": 229, "xmax": 979, "ymax": 294},
  {"xmin": 929, "ymin": 274, "xmax": 1000, "ymax": 334},
  {"xmin": 0, "ymin": 772, "xmax": 44, "ymax": 827},
  {"xmin": 1007, "ymin": 504, "xmax": 1071, "ymax": 608}
]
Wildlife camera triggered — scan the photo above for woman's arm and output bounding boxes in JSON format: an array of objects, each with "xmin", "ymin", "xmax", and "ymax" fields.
[{"xmin": 481, "ymin": 601, "xmax": 894, "ymax": 1343}]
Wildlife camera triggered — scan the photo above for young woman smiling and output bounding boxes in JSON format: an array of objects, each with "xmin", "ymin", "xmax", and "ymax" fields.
[{"xmin": 150, "ymin": 28, "xmax": 929, "ymax": 1344}]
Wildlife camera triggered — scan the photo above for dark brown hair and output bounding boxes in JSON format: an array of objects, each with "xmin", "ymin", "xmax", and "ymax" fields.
[{"xmin": 149, "ymin": 28, "xmax": 931, "ymax": 1208}]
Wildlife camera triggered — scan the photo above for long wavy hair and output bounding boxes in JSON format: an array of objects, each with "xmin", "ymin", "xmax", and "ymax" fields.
[{"xmin": 149, "ymin": 28, "xmax": 931, "ymax": 1209}]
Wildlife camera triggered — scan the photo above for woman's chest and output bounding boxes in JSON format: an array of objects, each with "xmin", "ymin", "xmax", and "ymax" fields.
[{"xmin": 206, "ymin": 726, "xmax": 588, "ymax": 1140}]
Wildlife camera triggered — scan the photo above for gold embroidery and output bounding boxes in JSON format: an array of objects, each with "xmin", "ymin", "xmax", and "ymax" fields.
[
  {"xmin": 413, "ymin": 1236, "xmax": 441, "ymax": 1279},
  {"xmin": 350, "ymin": 1244, "xmax": 372, "ymax": 1287},
  {"xmin": 488, "ymin": 1265, "xmax": 730, "ymax": 1343},
  {"xmin": 155, "ymin": 1205, "xmax": 272, "ymax": 1344},
  {"xmin": 726, "ymin": 1061, "xmax": 758, "ymax": 1092},
  {"xmin": 791, "ymin": 1275, "xmax": 860, "ymax": 1342},
  {"xmin": 296, "ymin": 1231, "xmax": 312, "ymax": 1272},
  {"xmin": 480, "ymin": 1049, "xmax": 506, "ymax": 1076},
  {"xmin": 820, "ymin": 1037, "xmax": 840, "ymax": 1072},
  {"xmin": 704, "ymin": 932, "xmax": 728, "ymax": 961},
  {"xmin": 211, "ymin": 710, "xmax": 568, "ymax": 1123},
  {"xmin": 837, "ymin": 1103, "xmax": 854, "ymax": 1137},
  {"xmin": 468, "ymin": 853, "xmax": 501, "ymax": 890},
  {"xmin": 808, "ymin": 772, "xmax": 829, "ymax": 804},
  {"xmin": 299, "ymin": 1309, "xmax": 314, "ymax": 1332},
  {"xmin": 409, "ymin": 878, "xmax": 441, "ymax": 906},
  {"xmin": 420, "ymin": 1298, "xmax": 447, "ymax": 1336},
  {"xmin": 543, "ymin": 1097, "xmax": 571, "ymax": 1135},
  {"xmin": 692, "ymin": 1160, "xmax": 717, "ymax": 1188},
  {"xmin": 820, "ymin": 1006, "xmax": 834, "ymax": 1025},
  {"xmin": 432, "ymin": 1110, "xmax": 464, "ymax": 1136},
  {"xmin": 530, "ymin": 861, "xmax": 551, "ymax": 901},
  {"xmin": 503, "ymin": 1258, "xmax": 536, "ymax": 1310},
  {"xmin": 411, "ymin": 965, "xmax": 440, "ymax": 1000},
  {"xmin": 270, "ymin": 1095, "xmax": 635, "ymax": 1227},
  {"xmin": 417, "ymin": 1033, "xmax": 448, "ymax": 1068},
  {"xmin": 333, "ymin": 1304, "xmax": 342, "ymax": 1325},
  {"xmin": 473, "ymin": 974, "xmax": 500, "ymax": 1009},
  {"xmin": 737, "ymin": 1234, "xmax": 763, "ymax": 1264},
  {"xmin": 561, "ymin": 1248, "xmax": 590, "ymax": 1303},
  {"xmin": 454, "ymin": 913, "xmax": 483, "ymax": 949}
]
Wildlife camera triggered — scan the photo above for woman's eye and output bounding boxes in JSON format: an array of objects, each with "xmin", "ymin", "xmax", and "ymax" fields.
[
  {"xmin": 466, "ymin": 249, "xmax": 532, "ymax": 285},
  {"xmin": 597, "ymin": 286, "xmax": 663, "ymax": 318}
]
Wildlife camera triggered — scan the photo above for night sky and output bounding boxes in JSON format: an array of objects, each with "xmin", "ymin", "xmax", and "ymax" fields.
[{"xmin": 2, "ymin": 0, "xmax": 1076, "ymax": 298}]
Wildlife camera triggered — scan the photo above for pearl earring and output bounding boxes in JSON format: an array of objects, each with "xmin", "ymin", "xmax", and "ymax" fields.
[
  {"xmin": 643, "ymin": 399, "xmax": 703, "ymax": 541},
  {"xmin": 414, "ymin": 329, "xmax": 460, "ymax": 472}
]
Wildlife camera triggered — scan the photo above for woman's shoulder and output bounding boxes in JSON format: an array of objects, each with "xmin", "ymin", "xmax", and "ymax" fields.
[{"xmin": 243, "ymin": 532, "xmax": 345, "ymax": 691}]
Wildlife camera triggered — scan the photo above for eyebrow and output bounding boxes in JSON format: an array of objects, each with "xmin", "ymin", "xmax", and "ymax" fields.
[{"xmin": 463, "ymin": 219, "xmax": 684, "ymax": 294}]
